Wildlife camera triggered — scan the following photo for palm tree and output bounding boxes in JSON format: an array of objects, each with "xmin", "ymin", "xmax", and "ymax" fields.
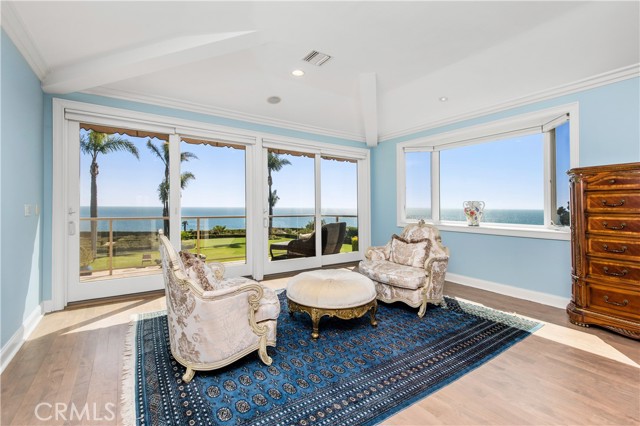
[
  {"xmin": 146, "ymin": 140, "xmax": 197, "ymax": 234},
  {"xmin": 267, "ymin": 152, "xmax": 291, "ymax": 236},
  {"xmin": 80, "ymin": 131, "xmax": 140, "ymax": 257}
]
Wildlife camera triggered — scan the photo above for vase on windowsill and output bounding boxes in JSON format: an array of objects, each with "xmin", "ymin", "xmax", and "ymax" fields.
[{"xmin": 463, "ymin": 201, "xmax": 485, "ymax": 226}]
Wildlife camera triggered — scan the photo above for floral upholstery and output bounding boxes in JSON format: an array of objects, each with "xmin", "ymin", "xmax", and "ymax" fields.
[
  {"xmin": 358, "ymin": 260, "xmax": 426, "ymax": 290},
  {"xmin": 358, "ymin": 221, "xmax": 449, "ymax": 317},
  {"xmin": 389, "ymin": 235, "xmax": 432, "ymax": 268},
  {"xmin": 158, "ymin": 231, "xmax": 279, "ymax": 383}
]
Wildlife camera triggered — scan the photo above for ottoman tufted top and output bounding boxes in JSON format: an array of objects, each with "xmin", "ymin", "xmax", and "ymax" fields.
[{"xmin": 287, "ymin": 269, "xmax": 376, "ymax": 310}]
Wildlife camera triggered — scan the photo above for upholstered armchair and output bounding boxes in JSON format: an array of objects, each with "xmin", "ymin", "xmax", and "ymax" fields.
[
  {"xmin": 358, "ymin": 221, "xmax": 449, "ymax": 317},
  {"xmin": 158, "ymin": 231, "xmax": 280, "ymax": 383}
]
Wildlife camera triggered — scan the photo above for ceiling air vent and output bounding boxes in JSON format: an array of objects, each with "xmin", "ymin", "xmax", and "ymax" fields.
[{"xmin": 302, "ymin": 50, "xmax": 332, "ymax": 66}]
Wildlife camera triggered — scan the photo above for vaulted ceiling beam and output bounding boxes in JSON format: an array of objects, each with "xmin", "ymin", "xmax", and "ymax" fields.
[
  {"xmin": 359, "ymin": 73, "xmax": 378, "ymax": 147},
  {"xmin": 42, "ymin": 31, "xmax": 258, "ymax": 94}
]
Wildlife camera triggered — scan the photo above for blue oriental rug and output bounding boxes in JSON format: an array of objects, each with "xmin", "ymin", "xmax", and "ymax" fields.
[{"xmin": 122, "ymin": 293, "xmax": 541, "ymax": 426}]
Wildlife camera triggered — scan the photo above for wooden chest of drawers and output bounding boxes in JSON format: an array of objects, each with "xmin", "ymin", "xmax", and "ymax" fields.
[{"xmin": 567, "ymin": 162, "xmax": 640, "ymax": 339}]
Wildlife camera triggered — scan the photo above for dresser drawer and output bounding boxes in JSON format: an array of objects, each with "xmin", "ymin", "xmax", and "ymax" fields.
[
  {"xmin": 586, "ymin": 215, "xmax": 640, "ymax": 236},
  {"xmin": 585, "ymin": 192, "xmax": 640, "ymax": 213},
  {"xmin": 587, "ymin": 237, "xmax": 640, "ymax": 261},
  {"xmin": 586, "ymin": 172, "xmax": 640, "ymax": 190},
  {"xmin": 587, "ymin": 258, "xmax": 640, "ymax": 285},
  {"xmin": 587, "ymin": 283, "xmax": 640, "ymax": 320}
]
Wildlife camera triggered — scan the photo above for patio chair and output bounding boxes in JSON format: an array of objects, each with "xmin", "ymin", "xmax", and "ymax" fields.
[
  {"xmin": 141, "ymin": 253, "xmax": 153, "ymax": 265},
  {"xmin": 270, "ymin": 222, "xmax": 347, "ymax": 259}
]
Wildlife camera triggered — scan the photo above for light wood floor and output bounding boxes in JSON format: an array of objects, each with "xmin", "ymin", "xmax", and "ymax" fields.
[{"xmin": 2, "ymin": 277, "xmax": 639, "ymax": 425}]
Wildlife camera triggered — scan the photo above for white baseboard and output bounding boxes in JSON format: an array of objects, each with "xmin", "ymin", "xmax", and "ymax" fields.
[
  {"xmin": 1, "ymin": 303, "xmax": 44, "ymax": 374},
  {"xmin": 446, "ymin": 272, "xmax": 570, "ymax": 309},
  {"xmin": 42, "ymin": 300, "xmax": 55, "ymax": 313}
]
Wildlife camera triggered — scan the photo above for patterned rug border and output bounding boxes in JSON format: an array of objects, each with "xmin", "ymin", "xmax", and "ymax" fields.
[
  {"xmin": 451, "ymin": 298, "xmax": 545, "ymax": 334},
  {"xmin": 121, "ymin": 296, "xmax": 543, "ymax": 426}
]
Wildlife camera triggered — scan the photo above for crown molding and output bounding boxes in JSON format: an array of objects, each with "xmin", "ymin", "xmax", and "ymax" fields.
[
  {"xmin": 0, "ymin": 2, "xmax": 47, "ymax": 80},
  {"xmin": 381, "ymin": 64, "xmax": 640, "ymax": 142},
  {"xmin": 81, "ymin": 86, "xmax": 367, "ymax": 144}
]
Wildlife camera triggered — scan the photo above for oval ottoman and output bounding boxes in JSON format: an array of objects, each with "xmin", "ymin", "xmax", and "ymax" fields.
[{"xmin": 286, "ymin": 269, "xmax": 378, "ymax": 339}]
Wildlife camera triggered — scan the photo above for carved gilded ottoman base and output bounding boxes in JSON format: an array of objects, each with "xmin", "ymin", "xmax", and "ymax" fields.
[
  {"xmin": 288, "ymin": 299, "xmax": 378, "ymax": 339},
  {"xmin": 286, "ymin": 269, "xmax": 379, "ymax": 339}
]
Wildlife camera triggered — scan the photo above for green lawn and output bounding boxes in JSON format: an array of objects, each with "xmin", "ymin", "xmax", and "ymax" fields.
[{"xmin": 85, "ymin": 236, "xmax": 355, "ymax": 273}]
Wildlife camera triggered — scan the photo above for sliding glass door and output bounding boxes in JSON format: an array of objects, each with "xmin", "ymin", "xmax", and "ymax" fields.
[
  {"xmin": 68, "ymin": 123, "xmax": 169, "ymax": 302},
  {"xmin": 179, "ymin": 138, "xmax": 251, "ymax": 277},
  {"xmin": 264, "ymin": 148, "xmax": 319, "ymax": 273},
  {"xmin": 321, "ymin": 156, "xmax": 359, "ymax": 257},
  {"xmin": 263, "ymin": 147, "xmax": 363, "ymax": 275}
]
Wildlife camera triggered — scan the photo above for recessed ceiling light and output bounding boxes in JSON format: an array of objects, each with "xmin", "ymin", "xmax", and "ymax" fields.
[
  {"xmin": 267, "ymin": 96, "xmax": 281, "ymax": 104},
  {"xmin": 291, "ymin": 69, "xmax": 305, "ymax": 77},
  {"xmin": 439, "ymin": 96, "xmax": 448, "ymax": 102}
]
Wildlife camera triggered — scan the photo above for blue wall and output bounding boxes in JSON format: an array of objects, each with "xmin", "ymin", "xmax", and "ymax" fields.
[
  {"xmin": 1, "ymin": 30, "xmax": 44, "ymax": 348},
  {"xmin": 372, "ymin": 77, "xmax": 640, "ymax": 299}
]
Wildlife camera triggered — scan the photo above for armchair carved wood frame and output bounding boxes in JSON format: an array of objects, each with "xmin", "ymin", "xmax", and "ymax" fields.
[
  {"xmin": 358, "ymin": 221, "xmax": 449, "ymax": 317},
  {"xmin": 158, "ymin": 231, "xmax": 278, "ymax": 383}
]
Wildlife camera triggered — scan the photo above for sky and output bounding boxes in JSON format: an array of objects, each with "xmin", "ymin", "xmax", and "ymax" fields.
[
  {"xmin": 79, "ymin": 130, "xmax": 358, "ymax": 211},
  {"xmin": 80, "ymin": 122, "xmax": 569, "ymax": 214},
  {"xmin": 406, "ymin": 122, "xmax": 571, "ymax": 211}
]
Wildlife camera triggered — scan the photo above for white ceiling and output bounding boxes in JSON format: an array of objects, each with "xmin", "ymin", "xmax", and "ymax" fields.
[{"xmin": 3, "ymin": 1, "xmax": 639, "ymax": 142}]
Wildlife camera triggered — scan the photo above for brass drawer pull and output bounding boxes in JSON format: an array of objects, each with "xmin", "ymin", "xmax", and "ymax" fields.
[
  {"xmin": 603, "ymin": 296, "xmax": 629, "ymax": 307},
  {"xmin": 602, "ymin": 244, "xmax": 628, "ymax": 253},
  {"xmin": 602, "ymin": 222, "xmax": 626, "ymax": 230},
  {"xmin": 603, "ymin": 266, "xmax": 628, "ymax": 277},
  {"xmin": 601, "ymin": 199, "xmax": 625, "ymax": 207},
  {"xmin": 608, "ymin": 179, "xmax": 616, "ymax": 184}
]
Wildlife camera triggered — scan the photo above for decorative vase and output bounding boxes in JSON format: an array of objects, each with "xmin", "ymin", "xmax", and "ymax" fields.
[{"xmin": 463, "ymin": 201, "xmax": 485, "ymax": 226}]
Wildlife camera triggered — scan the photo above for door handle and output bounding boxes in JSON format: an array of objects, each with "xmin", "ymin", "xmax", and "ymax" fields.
[
  {"xmin": 68, "ymin": 221, "xmax": 76, "ymax": 235},
  {"xmin": 264, "ymin": 217, "xmax": 269, "ymax": 228}
]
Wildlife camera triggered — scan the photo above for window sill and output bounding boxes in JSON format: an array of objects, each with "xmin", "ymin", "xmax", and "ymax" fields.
[{"xmin": 400, "ymin": 220, "xmax": 571, "ymax": 241}]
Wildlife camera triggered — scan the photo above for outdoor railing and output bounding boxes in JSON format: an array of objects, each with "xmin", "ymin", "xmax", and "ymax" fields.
[
  {"xmin": 79, "ymin": 213, "xmax": 358, "ymax": 279},
  {"xmin": 80, "ymin": 216, "xmax": 166, "ymax": 279},
  {"xmin": 181, "ymin": 215, "xmax": 247, "ymax": 262}
]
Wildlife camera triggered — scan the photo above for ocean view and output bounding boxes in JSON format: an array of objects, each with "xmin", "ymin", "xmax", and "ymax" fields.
[
  {"xmin": 407, "ymin": 208, "xmax": 544, "ymax": 225},
  {"xmin": 80, "ymin": 206, "xmax": 544, "ymax": 232},
  {"xmin": 80, "ymin": 206, "xmax": 359, "ymax": 232}
]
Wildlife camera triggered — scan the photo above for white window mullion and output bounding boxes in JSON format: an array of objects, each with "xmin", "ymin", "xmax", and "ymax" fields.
[
  {"xmin": 432, "ymin": 151, "xmax": 441, "ymax": 225},
  {"xmin": 168, "ymin": 134, "xmax": 181, "ymax": 245},
  {"xmin": 244, "ymin": 142, "xmax": 255, "ymax": 278},
  {"xmin": 253, "ymin": 141, "xmax": 268, "ymax": 281},
  {"xmin": 543, "ymin": 130, "xmax": 553, "ymax": 228},
  {"xmin": 396, "ymin": 147, "xmax": 407, "ymax": 225},
  {"xmin": 314, "ymin": 154, "xmax": 322, "ymax": 257},
  {"xmin": 357, "ymin": 157, "xmax": 371, "ymax": 255}
]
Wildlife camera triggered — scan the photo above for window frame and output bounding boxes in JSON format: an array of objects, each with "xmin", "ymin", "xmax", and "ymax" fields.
[{"xmin": 396, "ymin": 103, "xmax": 579, "ymax": 240}]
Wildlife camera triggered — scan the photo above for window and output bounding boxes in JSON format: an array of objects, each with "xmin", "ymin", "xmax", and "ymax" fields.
[
  {"xmin": 404, "ymin": 151, "xmax": 432, "ymax": 221},
  {"xmin": 440, "ymin": 133, "xmax": 544, "ymax": 225},
  {"xmin": 397, "ymin": 104, "xmax": 577, "ymax": 238},
  {"xmin": 551, "ymin": 121, "xmax": 571, "ymax": 226}
]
